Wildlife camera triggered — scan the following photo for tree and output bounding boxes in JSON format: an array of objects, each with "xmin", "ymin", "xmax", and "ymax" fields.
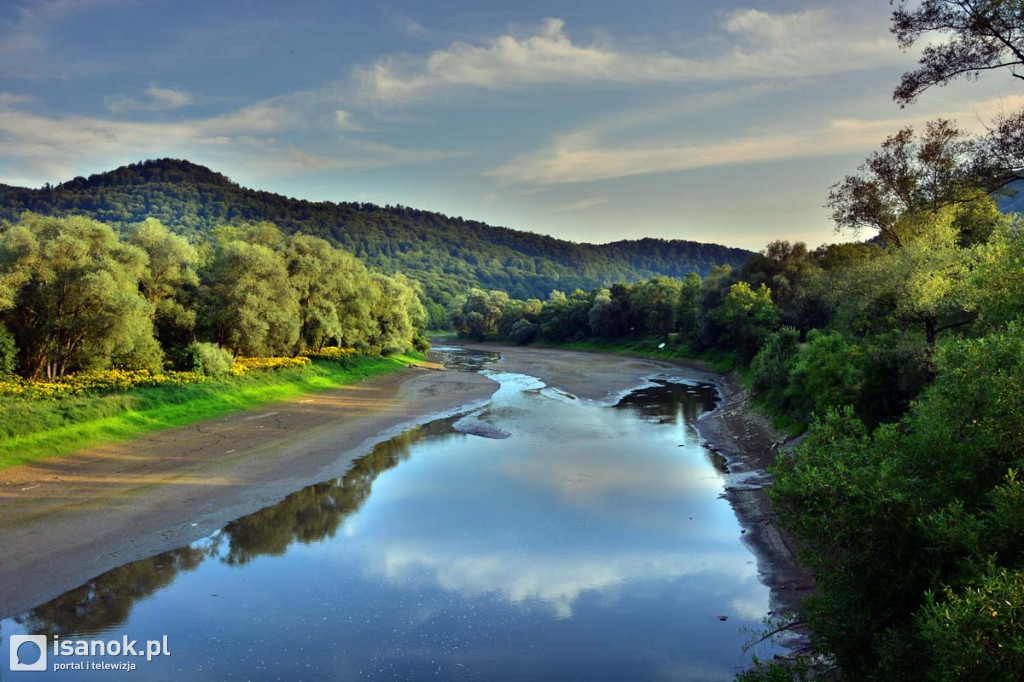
[
  {"xmin": 0, "ymin": 323, "xmax": 16, "ymax": 375},
  {"xmin": 893, "ymin": 0, "xmax": 1024, "ymax": 105},
  {"xmin": 826, "ymin": 121, "xmax": 983, "ymax": 248},
  {"xmin": 367, "ymin": 273, "xmax": 424, "ymax": 353},
  {"xmin": 676, "ymin": 272, "xmax": 703, "ymax": 341},
  {"xmin": 831, "ymin": 204, "xmax": 994, "ymax": 372},
  {"xmin": 630, "ymin": 277, "xmax": 683, "ymax": 340},
  {"xmin": 284, "ymin": 235, "xmax": 351, "ymax": 351},
  {"xmin": 0, "ymin": 214, "xmax": 161, "ymax": 377},
  {"xmin": 200, "ymin": 240, "xmax": 300, "ymax": 357},
  {"xmin": 127, "ymin": 218, "xmax": 199, "ymax": 348},
  {"xmin": 710, "ymin": 282, "xmax": 780, "ymax": 362}
]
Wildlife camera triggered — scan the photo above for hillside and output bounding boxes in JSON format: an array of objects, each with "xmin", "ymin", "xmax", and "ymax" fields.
[{"xmin": 0, "ymin": 160, "xmax": 751, "ymax": 303}]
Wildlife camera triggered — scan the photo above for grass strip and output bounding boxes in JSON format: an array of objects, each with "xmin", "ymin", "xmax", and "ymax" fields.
[{"xmin": 0, "ymin": 355, "xmax": 422, "ymax": 470}]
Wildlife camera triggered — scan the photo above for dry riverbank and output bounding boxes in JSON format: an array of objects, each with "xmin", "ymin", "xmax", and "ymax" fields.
[{"xmin": 0, "ymin": 366, "xmax": 498, "ymax": 618}]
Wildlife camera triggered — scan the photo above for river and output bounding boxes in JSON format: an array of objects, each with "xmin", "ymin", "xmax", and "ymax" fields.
[{"xmin": 1, "ymin": 348, "xmax": 779, "ymax": 680}]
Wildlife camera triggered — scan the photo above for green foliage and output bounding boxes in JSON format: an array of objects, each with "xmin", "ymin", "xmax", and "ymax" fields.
[
  {"xmin": 508, "ymin": 319, "xmax": 538, "ymax": 345},
  {"xmin": 783, "ymin": 330, "xmax": 863, "ymax": 422},
  {"xmin": 0, "ymin": 159, "xmax": 752, "ymax": 304},
  {"xmin": 913, "ymin": 564, "xmax": 1024, "ymax": 681},
  {"xmin": 180, "ymin": 342, "xmax": 234, "ymax": 378},
  {"xmin": 710, "ymin": 282, "xmax": 780, "ymax": 363},
  {"xmin": 200, "ymin": 239, "xmax": 301, "ymax": 357},
  {"xmin": 0, "ymin": 323, "xmax": 15, "ymax": 375},
  {"xmin": 0, "ymin": 214, "xmax": 162, "ymax": 378},
  {"xmin": 771, "ymin": 326, "xmax": 1024, "ymax": 680},
  {"xmin": 750, "ymin": 327, "xmax": 800, "ymax": 407}
]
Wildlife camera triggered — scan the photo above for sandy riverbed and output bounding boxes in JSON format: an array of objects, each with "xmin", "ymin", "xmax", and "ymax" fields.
[{"xmin": 0, "ymin": 366, "xmax": 497, "ymax": 618}]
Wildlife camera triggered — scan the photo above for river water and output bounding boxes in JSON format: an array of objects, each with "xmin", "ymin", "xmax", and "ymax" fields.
[{"xmin": 1, "ymin": 348, "xmax": 778, "ymax": 680}]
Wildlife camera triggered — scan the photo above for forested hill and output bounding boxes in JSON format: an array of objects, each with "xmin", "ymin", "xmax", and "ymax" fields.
[{"xmin": 0, "ymin": 159, "xmax": 751, "ymax": 303}]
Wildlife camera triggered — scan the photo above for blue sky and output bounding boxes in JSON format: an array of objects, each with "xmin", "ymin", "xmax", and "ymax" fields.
[{"xmin": 0, "ymin": 0, "xmax": 1020, "ymax": 249}]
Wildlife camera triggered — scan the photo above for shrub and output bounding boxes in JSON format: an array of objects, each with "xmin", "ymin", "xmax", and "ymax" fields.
[
  {"xmin": 751, "ymin": 326, "xmax": 800, "ymax": 407},
  {"xmin": 0, "ymin": 324, "xmax": 16, "ymax": 376},
  {"xmin": 181, "ymin": 342, "xmax": 235, "ymax": 378},
  {"xmin": 784, "ymin": 330, "xmax": 862, "ymax": 421},
  {"xmin": 508, "ymin": 319, "xmax": 538, "ymax": 345}
]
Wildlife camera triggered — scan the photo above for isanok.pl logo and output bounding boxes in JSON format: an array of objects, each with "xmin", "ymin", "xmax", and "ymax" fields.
[
  {"xmin": 9, "ymin": 634, "xmax": 171, "ymax": 672},
  {"xmin": 9, "ymin": 635, "xmax": 47, "ymax": 672}
]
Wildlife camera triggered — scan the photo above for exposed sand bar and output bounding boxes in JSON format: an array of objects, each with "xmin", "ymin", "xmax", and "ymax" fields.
[{"xmin": 0, "ymin": 366, "xmax": 497, "ymax": 618}]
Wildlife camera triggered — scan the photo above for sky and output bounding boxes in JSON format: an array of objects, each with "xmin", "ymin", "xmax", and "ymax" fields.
[{"xmin": 0, "ymin": 0, "xmax": 1021, "ymax": 250}]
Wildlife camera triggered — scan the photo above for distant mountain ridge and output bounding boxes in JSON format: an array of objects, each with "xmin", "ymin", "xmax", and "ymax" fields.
[{"xmin": 0, "ymin": 159, "xmax": 753, "ymax": 303}]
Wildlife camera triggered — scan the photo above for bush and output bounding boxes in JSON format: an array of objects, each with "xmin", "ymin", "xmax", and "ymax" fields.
[
  {"xmin": 180, "ymin": 342, "xmax": 235, "ymax": 378},
  {"xmin": 412, "ymin": 334, "xmax": 431, "ymax": 352},
  {"xmin": 913, "ymin": 565, "xmax": 1024, "ymax": 681},
  {"xmin": 784, "ymin": 330, "xmax": 863, "ymax": 421},
  {"xmin": 751, "ymin": 326, "xmax": 800, "ymax": 407},
  {"xmin": 0, "ymin": 324, "xmax": 16, "ymax": 376},
  {"xmin": 508, "ymin": 319, "xmax": 538, "ymax": 345}
]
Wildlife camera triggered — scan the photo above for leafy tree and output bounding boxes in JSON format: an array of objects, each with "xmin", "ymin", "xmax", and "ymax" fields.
[
  {"xmin": 367, "ymin": 273, "xmax": 424, "ymax": 353},
  {"xmin": 0, "ymin": 214, "xmax": 161, "ymax": 377},
  {"xmin": 710, "ymin": 282, "xmax": 780, "ymax": 362},
  {"xmin": 127, "ymin": 218, "xmax": 199, "ymax": 348},
  {"xmin": 892, "ymin": 0, "xmax": 1024, "ymax": 105},
  {"xmin": 784, "ymin": 331, "xmax": 864, "ymax": 422},
  {"xmin": 676, "ymin": 272, "xmax": 703, "ymax": 341},
  {"xmin": 507, "ymin": 319, "xmax": 538, "ymax": 345},
  {"xmin": 826, "ymin": 121, "xmax": 985, "ymax": 248},
  {"xmin": 751, "ymin": 327, "xmax": 801, "ymax": 408},
  {"xmin": 630, "ymin": 276, "xmax": 683, "ymax": 340},
  {"xmin": 200, "ymin": 240, "xmax": 300, "ymax": 357}
]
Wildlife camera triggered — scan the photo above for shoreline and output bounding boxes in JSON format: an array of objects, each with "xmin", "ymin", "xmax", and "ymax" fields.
[
  {"xmin": 0, "ymin": 365, "xmax": 498, "ymax": 619},
  {"xmin": 464, "ymin": 342, "xmax": 814, "ymax": 652},
  {"xmin": 2, "ymin": 342, "xmax": 813, "ymax": 659}
]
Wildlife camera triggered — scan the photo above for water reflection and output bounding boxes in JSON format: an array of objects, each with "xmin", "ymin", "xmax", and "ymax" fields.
[
  {"xmin": 15, "ymin": 420, "xmax": 455, "ymax": 637},
  {"xmin": 4, "ymin": 355, "xmax": 775, "ymax": 681}
]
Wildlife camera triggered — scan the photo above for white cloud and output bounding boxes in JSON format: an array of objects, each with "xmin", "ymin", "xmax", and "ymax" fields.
[
  {"xmin": 0, "ymin": 96, "xmax": 469, "ymax": 187},
  {"xmin": 105, "ymin": 84, "xmax": 196, "ymax": 112},
  {"xmin": 555, "ymin": 197, "xmax": 608, "ymax": 212},
  {"xmin": 485, "ymin": 94, "xmax": 1024, "ymax": 186},
  {"xmin": 353, "ymin": 11, "xmax": 900, "ymax": 104},
  {"xmin": 333, "ymin": 109, "xmax": 364, "ymax": 131},
  {"xmin": 373, "ymin": 544, "xmax": 759, "ymax": 619}
]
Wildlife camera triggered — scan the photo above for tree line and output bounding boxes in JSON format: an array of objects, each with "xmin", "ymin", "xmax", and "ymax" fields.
[
  {"xmin": 0, "ymin": 158, "xmax": 752, "ymax": 312},
  {"xmin": 0, "ymin": 214, "xmax": 428, "ymax": 380}
]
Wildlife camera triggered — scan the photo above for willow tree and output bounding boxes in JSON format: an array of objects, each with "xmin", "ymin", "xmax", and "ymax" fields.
[
  {"xmin": 367, "ymin": 273, "xmax": 425, "ymax": 353},
  {"xmin": 0, "ymin": 214, "xmax": 160, "ymax": 378},
  {"xmin": 127, "ymin": 218, "xmax": 199, "ymax": 348},
  {"xmin": 201, "ymin": 240, "xmax": 300, "ymax": 357}
]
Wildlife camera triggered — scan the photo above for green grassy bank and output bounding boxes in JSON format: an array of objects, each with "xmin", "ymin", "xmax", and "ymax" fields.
[{"xmin": 0, "ymin": 355, "xmax": 423, "ymax": 470}]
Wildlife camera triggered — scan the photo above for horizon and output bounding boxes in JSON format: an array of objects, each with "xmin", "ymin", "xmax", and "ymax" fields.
[
  {"xmin": 0, "ymin": 0, "xmax": 1020, "ymax": 250},
  {"xmin": 7, "ymin": 156, "xmax": 763, "ymax": 250}
]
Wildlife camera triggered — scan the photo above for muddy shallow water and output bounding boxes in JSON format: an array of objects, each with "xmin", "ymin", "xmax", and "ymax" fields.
[{"xmin": 1, "ymin": 349, "xmax": 779, "ymax": 680}]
